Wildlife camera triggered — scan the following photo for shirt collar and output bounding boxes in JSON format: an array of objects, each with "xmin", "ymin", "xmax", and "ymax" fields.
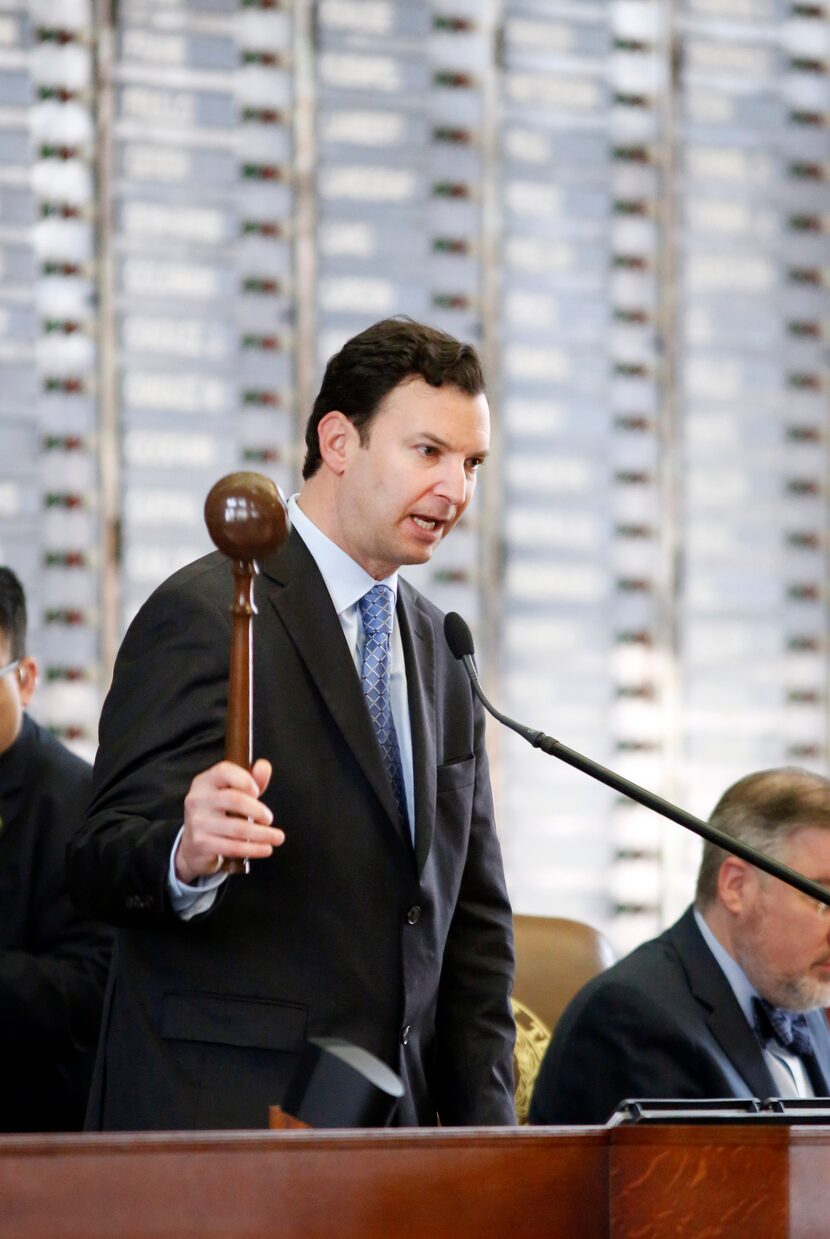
[
  {"xmin": 693, "ymin": 905, "xmax": 759, "ymax": 1026},
  {"xmin": 287, "ymin": 494, "xmax": 398, "ymax": 616}
]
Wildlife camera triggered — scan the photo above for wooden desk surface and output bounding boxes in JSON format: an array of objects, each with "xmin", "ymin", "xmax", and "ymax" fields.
[
  {"xmin": 1, "ymin": 1124, "xmax": 828, "ymax": 1239},
  {"xmin": 0, "ymin": 1126, "xmax": 607, "ymax": 1239}
]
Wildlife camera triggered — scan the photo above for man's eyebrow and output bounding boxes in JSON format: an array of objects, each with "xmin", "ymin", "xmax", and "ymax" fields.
[{"xmin": 414, "ymin": 431, "xmax": 490, "ymax": 458}]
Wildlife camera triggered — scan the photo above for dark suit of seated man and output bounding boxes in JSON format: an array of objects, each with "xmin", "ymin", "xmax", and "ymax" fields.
[
  {"xmin": 530, "ymin": 768, "xmax": 830, "ymax": 1126},
  {"xmin": 0, "ymin": 567, "xmax": 111, "ymax": 1131}
]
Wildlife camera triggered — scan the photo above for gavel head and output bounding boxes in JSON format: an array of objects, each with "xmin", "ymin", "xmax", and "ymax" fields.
[{"xmin": 204, "ymin": 472, "xmax": 289, "ymax": 563}]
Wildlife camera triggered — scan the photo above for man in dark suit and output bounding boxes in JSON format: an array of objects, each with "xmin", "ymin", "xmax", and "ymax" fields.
[
  {"xmin": 0, "ymin": 568, "xmax": 111, "ymax": 1131},
  {"xmin": 68, "ymin": 318, "xmax": 516, "ymax": 1131},
  {"xmin": 530, "ymin": 768, "xmax": 830, "ymax": 1125}
]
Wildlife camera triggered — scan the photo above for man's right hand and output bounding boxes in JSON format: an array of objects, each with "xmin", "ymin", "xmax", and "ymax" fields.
[{"xmin": 175, "ymin": 758, "xmax": 284, "ymax": 884}]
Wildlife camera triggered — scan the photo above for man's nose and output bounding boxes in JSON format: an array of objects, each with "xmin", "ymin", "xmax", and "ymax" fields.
[{"xmin": 433, "ymin": 457, "xmax": 468, "ymax": 507}]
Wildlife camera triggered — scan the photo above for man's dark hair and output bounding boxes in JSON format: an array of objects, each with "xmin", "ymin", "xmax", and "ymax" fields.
[
  {"xmin": 0, "ymin": 567, "xmax": 27, "ymax": 659},
  {"xmin": 302, "ymin": 317, "xmax": 486, "ymax": 479},
  {"xmin": 695, "ymin": 767, "xmax": 830, "ymax": 906}
]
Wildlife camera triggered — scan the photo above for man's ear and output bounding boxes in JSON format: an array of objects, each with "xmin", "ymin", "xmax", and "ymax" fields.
[
  {"xmin": 17, "ymin": 656, "xmax": 38, "ymax": 708},
  {"xmin": 717, "ymin": 854, "xmax": 757, "ymax": 915},
  {"xmin": 316, "ymin": 410, "xmax": 357, "ymax": 476}
]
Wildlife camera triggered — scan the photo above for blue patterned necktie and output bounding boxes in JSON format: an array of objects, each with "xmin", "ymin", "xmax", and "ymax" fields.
[
  {"xmin": 358, "ymin": 584, "xmax": 407, "ymax": 829},
  {"xmin": 752, "ymin": 995, "xmax": 815, "ymax": 1058}
]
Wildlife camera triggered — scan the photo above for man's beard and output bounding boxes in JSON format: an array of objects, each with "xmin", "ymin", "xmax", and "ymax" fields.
[
  {"xmin": 736, "ymin": 902, "xmax": 830, "ymax": 1012},
  {"xmin": 759, "ymin": 971, "xmax": 830, "ymax": 1012}
]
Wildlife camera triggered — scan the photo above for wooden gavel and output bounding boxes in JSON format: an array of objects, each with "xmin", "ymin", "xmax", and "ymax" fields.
[{"xmin": 204, "ymin": 472, "xmax": 289, "ymax": 875}]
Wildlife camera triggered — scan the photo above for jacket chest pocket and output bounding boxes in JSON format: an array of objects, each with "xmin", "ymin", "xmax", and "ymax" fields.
[
  {"xmin": 161, "ymin": 991, "xmax": 307, "ymax": 1051},
  {"xmin": 436, "ymin": 755, "xmax": 475, "ymax": 795}
]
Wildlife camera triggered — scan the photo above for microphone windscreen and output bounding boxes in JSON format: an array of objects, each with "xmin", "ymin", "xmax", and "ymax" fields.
[{"xmin": 444, "ymin": 612, "xmax": 475, "ymax": 660}]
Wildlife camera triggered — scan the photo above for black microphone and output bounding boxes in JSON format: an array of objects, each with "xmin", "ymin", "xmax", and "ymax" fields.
[
  {"xmin": 444, "ymin": 611, "xmax": 830, "ymax": 910},
  {"xmin": 444, "ymin": 612, "xmax": 541, "ymax": 746}
]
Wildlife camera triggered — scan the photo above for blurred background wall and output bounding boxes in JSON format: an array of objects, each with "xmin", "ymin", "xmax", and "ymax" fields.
[{"xmin": 2, "ymin": 0, "xmax": 829, "ymax": 952}]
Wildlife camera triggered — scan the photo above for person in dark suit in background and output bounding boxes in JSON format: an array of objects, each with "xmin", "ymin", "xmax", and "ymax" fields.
[
  {"xmin": 0, "ymin": 568, "xmax": 111, "ymax": 1132},
  {"xmin": 530, "ymin": 767, "xmax": 830, "ymax": 1125},
  {"xmin": 68, "ymin": 317, "xmax": 516, "ymax": 1131}
]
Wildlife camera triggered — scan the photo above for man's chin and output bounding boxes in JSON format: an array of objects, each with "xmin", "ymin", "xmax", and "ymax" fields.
[
  {"xmin": 399, "ymin": 545, "xmax": 436, "ymax": 567},
  {"xmin": 806, "ymin": 977, "xmax": 830, "ymax": 1010}
]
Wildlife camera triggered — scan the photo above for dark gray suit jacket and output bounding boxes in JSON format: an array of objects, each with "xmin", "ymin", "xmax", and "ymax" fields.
[
  {"xmin": 68, "ymin": 532, "xmax": 515, "ymax": 1130},
  {"xmin": 529, "ymin": 906, "xmax": 830, "ymax": 1126}
]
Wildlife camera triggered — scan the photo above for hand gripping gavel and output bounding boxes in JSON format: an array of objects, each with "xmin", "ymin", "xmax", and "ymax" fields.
[{"xmin": 204, "ymin": 472, "xmax": 289, "ymax": 875}]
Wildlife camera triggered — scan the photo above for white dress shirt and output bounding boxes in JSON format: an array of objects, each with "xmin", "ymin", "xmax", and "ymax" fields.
[
  {"xmin": 694, "ymin": 908, "xmax": 814, "ymax": 1099},
  {"xmin": 169, "ymin": 494, "xmax": 415, "ymax": 916}
]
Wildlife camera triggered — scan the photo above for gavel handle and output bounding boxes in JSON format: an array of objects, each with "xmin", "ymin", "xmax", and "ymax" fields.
[{"xmin": 221, "ymin": 559, "xmax": 258, "ymax": 876}]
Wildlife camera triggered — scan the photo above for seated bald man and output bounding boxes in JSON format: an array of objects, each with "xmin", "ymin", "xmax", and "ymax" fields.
[{"xmin": 530, "ymin": 768, "xmax": 830, "ymax": 1125}]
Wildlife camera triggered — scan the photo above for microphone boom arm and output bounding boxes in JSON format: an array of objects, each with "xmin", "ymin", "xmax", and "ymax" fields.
[{"xmin": 455, "ymin": 645, "xmax": 830, "ymax": 912}]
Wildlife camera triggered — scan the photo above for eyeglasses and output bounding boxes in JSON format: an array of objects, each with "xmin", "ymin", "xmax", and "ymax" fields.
[
  {"xmin": 0, "ymin": 659, "xmax": 20, "ymax": 680},
  {"xmin": 794, "ymin": 886, "xmax": 830, "ymax": 919}
]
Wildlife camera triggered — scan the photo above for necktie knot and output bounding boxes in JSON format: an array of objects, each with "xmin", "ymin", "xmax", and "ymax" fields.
[
  {"xmin": 752, "ymin": 995, "xmax": 815, "ymax": 1058},
  {"xmin": 359, "ymin": 584, "xmax": 394, "ymax": 638}
]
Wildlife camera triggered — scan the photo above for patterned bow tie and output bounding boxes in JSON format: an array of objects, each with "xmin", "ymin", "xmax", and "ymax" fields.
[{"xmin": 752, "ymin": 995, "xmax": 815, "ymax": 1058}]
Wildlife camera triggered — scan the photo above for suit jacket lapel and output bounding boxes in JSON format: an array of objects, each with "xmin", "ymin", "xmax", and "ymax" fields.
[
  {"xmin": 397, "ymin": 581, "xmax": 436, "ymax": 875},
  {"xmin": 671, "ymin": 908, "xmax": 778, "ymax": 1099},
  {"xmin": 259, "ymin": 531, "xmax": 409, "ymax": 848},
  {"xmin": 806, "ymin": 1010, "xmax": 830, "ymax": 1094}
]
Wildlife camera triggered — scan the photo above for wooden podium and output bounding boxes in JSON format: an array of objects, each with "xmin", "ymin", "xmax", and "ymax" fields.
[{"xmin": 0, "ymin": 1124, "xmax": 828, "ymax": 1238}]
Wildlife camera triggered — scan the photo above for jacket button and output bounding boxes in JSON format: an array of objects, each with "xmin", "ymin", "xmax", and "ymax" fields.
[
  {"xmin": 401, "ymin": 1025, "xmax": 410, "ymax": 1045},
  {"xmin": 405, "ymin": 905, "xmax": 421, "ymax": 925}
]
